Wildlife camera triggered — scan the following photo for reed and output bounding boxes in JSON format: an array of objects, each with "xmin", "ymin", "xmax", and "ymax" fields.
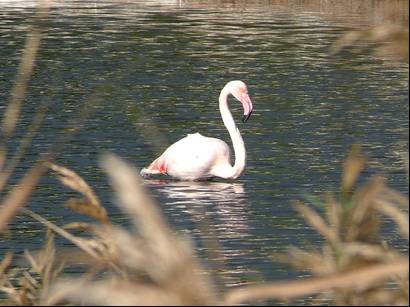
[
  {"xmin": 0, "ymin": 146, "xmax": 408, "ymax": 305},
  {"xmin": 2, "ymin": 155, "xmax": 216, "ymax": 306},
  {"xmin": 225, "ymin": 145, "xmax": 409, "ymax": 305},
  {"xmin": 330, "ymin": 23, "xmax": 409, "ymax": 63}
]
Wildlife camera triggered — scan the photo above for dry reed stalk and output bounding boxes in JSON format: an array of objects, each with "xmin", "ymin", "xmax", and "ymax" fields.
[
  {"xmin": 233, "ymin": 146, "xmax": 408, "ymax": 305},
  {"xmin": 23, "ymin": 209, "xmax": 105, "ymax": 262},
  {"xmin": 101, "ymin": 154, "xmax": 215, "ymax": 302},
  {"xmin": 294, "ymin": 202, "xmax": 340, "ymax": 247},
  {"xmin": 0, "ymin": 0, "xmax": 50, "ymax": 233},
  {"xmin": 101, "ymin": 154, "xmax": 170, "ymax": 242},
  {"xmin": 379, "ymin": 185, "xmax": 409, "ymax": 209},
  {"xmin": 48, "ymin": 279, "xmax": 193, "ymax": 306},
  {"xmin": 46, "ymin": 162, "xmax": 108, "ymax": 224},
  {"xmin": 0, "ymin": 29, "xmax": 42, "ymax": 141},
  {"xmin": 330, "ymin": 23, "xmax": 409, "ymax": 63},
  {"xmin": 43, "ymin": 154, "xmax": 216, "ymax": 306},
  {"xmin": 340, "ymin": 242, "xmax": 401, "ymax": 262},
  {"xmin": 0, "ymin": 163, "xmax": 47, "ymax": 232},
  {"xmin": 345, "ymin": 177, "xmax": 384, "ymax": 242},
  {"xmin": 0, "ymin": 253, "xmax": 13, "ymax": 277},
  {"xmin": 325, "ymin": 192, "xmax": 342, "ymax": 235},
  {"xmin": 0, "ymin": 228, "xmax": 66, "ymax": 306},
  {"xmin": 2, "ymin": 148, "xmax": 407, "ymax": 306},
  {"xmin": 375, "ymin": 200, "xmax": 409, "ymax": 240},
  {"xmin": 0, "ymin": 97, "xmax": 51, "ymax": 191},
  {"xmin": 274, "ymin": 247, "xmax": 335, "ymax": 276},
  {"xmin": 341, "ymin": 144, "xmax": 367, "ymax": 195},
  {"xmin": 224, "ymin": 259, "xmax": 409, "ymax": 305},
  {"xmin": 0, "ymin": 0, "xmax": 50, "ymax": 170}
]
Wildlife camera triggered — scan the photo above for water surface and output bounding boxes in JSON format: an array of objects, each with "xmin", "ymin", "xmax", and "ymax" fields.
[{"xmin": 0, "ymin": 0, "xmax": 408, "ymax": 303}]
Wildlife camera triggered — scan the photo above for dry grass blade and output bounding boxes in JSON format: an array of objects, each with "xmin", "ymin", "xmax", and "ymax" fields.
[
  {"xmin": 0, "ymin": 0, "xmax": 49, "ymax": 170},
  {"xmin": 0, "ymin": 0, "xmax": 50, "ymax": 233},
  {"xmin": 100, "ymin": 154, "xmax": 168, "ymax": 239},
  {"xmin": 25, "ymin": 231, "xmax": 56, "ymax": 275},
  {"xmin": 347, "ymin": 177, "xmax": 386, "ymax": 241},
  {"xmin": 375, "ymin": 200, "xmax": 409, "ymax": 240},
  {"xmin": 24, "ymin": 250, "xmax": 42, "ymax": 275},
  {"xmin": 325, "ymin": 192, "xmax": 342, "ymax": 235},
  {"xmin": 224, "ymin": 259, "xmax": 409, "ymax": 305},
  {"xmin": 0, "ymin": 0, "xmax": 50, "ymax": 166},
  {"xmin": 99, "ymin": 153, "xmax": 214, "ymax": 304},
  {"xmin": 276, "ymin": 144, "xmax": 408, "ymax": 306},
  {"xmin": 46, "ymin": 162, "xmax": 108, "ymax": 223},
  {"xmin": 1, "ymin": 29, "xmax": 42, "ymax": 140},
  {"xmin": 0, "ymin": 163, "xmax": 46, "ymax": 232},
  {"xmin": 341, "ymin": 145, "xmax": 367, "ymax": 194},
  {"xmin": 0, "ymin": 253, "xmax": 13, "ymax": 276},
  {"xmin": 23, "ymin": 209, "xmax": 101, "ymax": 260},
  {"xmin": 274, "ymin": 247, "xmax": 335, "ymax": 276},
  {"xmin": 66, "ymin": 198, "xmax": 108, "ymax": 224},
  {"xmin": 48, "ymin": 279, "xmax": 187, "ymax": 306},
  {"xmin": 40, "ymin": 153, "xmax": 216, "ymax": 306},
  {"xmin": 341, "ymin": 242, "xmax": 401, "ymax": 262},
  {"xmin": 61, "ymin": 222, "xmax": 102, "ymax": 232},
  {"xmin": 294, "ymin": 202, "xmax": 339, "ymax": 246},
  {"xmin": 0, "ymin": 232, "xmax": 63, "ymax": 306},
  {"xmin": 0, "ymin": 98, "xmax": 50, "ymax": 191},
  {"xmin": 25, "ymin": 211, "xmax": 125, "ymax": 277},
  {"xmin": 380, "ymin": 186, "xmax": 409, "ymax": 209},
  {"xmin": 330, "ymin": 23, "xmax": 409, "ymax": 63},
  {"xmin": 46, "ymin": 163, "xmax": 100, "ymax": 205}
]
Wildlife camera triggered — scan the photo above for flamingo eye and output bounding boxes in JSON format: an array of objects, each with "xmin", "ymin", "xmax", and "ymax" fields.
[{"xmin": 238, "ymin": 87, "xmax": 246, "ymax": 94}]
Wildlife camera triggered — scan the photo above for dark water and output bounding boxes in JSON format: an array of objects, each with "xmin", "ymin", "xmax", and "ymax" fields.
[{"xmin": 0, "ymin": 0, "xmax": 409, "ymax": 299}]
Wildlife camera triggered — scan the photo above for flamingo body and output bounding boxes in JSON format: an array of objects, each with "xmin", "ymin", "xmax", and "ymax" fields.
[
  {"xmin": 143, "ymin": 133, "xmax": 230, "ymax": 180},
  {"xmin": 141, "ymin": 80, "xmax": 253, "ymax": 181}
]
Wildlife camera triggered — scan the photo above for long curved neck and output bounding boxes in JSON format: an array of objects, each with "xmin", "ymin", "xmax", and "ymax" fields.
[{"xmin": 219, "ymin": 87, "xmax": 246, "ymax": 179}]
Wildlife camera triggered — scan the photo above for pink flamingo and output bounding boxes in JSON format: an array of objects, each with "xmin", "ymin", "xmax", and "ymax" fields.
[{"xmin": 140, "ymin": 80, "xmax": 253, "ymax": 180}]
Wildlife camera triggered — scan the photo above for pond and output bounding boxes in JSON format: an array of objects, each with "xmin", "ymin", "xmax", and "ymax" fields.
[{"xmin": 0, "ymin": 0, "xmax": 409, "ymax": 304}]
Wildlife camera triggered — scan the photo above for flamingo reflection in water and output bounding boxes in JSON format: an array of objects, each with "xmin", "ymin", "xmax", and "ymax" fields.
[
  {"xmin": 145, "ymin": 180, "xmax": 250, "ymax": 239},
  {"xmin": 143, "ymin": 180, "xmax": 258, "ymax": 286}
]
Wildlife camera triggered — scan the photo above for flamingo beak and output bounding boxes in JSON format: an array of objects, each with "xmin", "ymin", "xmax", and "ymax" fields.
[{"xmin": 241, "ymin": 93, "xmax": 253, "ymax": 123}]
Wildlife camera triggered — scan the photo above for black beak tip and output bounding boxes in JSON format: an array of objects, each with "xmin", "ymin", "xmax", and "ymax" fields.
[{"xmin": 242, "ymin": 112, "xmax": 252, "ymax": 123}]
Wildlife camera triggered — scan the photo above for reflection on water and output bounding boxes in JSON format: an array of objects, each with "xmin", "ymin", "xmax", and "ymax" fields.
[
  {"xmin": 182, "ymin": 0, "xmax": 408, "ymax": 21},
  {"xmin": 0, "ymin": 0, "xmax": 408, "ymax": 298},
  {"xmin": 149, "ymin": 180, "xmax": 249, "ymax": 238},
  {"xmin": 146, "ymin": 180, "xmax": 263, "ymax": 286}
]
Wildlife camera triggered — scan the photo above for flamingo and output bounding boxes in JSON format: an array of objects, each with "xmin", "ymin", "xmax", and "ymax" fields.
[{"xmin": 140, "ymin": 80, "xmax": 253, "ymax": 181}]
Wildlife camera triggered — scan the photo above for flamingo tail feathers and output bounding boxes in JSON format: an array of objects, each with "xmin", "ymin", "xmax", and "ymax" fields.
[{"xmin": 140, "ymin": 157, "xmax": 167, "ymax": 177}]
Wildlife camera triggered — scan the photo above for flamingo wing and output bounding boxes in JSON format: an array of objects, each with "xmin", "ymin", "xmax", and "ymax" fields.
[
  {"xmin": 142, "ymin": 133, "xmax": 231, "ymax": 180},
  {"xmin": 140, "ymin": 155, "xmax": 167, "ymax": 177},
  {"xmin": 147, "ymin": 156, "xmax": 167, "ymax": 173}
]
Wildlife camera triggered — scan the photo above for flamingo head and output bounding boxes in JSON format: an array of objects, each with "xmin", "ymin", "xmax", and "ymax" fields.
[{"xmin": 229, "ymin": 80, "xmax": 254, "ymax": 123}]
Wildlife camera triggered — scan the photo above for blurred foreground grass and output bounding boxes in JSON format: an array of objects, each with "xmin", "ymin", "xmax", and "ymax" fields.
[
  {"xmin": 0, "ymin": 148, "xmax": 408, "ymax": 305},
  {"xmin": 0, "ymin": 1, "xmax": 408, "ymax": 305}
]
